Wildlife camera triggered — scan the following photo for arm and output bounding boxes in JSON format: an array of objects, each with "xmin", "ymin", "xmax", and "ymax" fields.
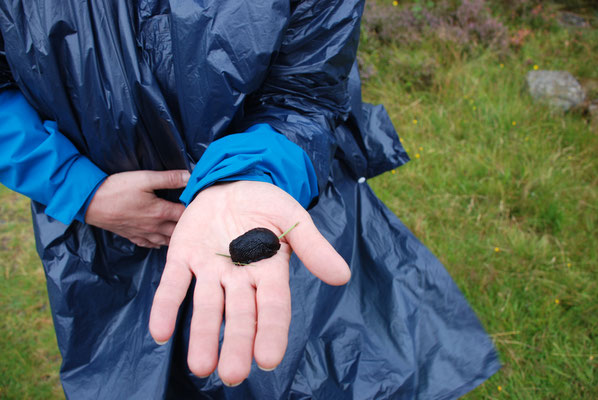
[
  {"xmin": 177, "ymin": 0, "xmax": 364, "ymax": 209},
  {"xmin": 0, "ymin": 31, "xmax": 106, "ymax": 224},
  {"xmin": 237, "ymin": 0, "xmax": 364, "ymax": 192},
  {"xmin": 149, "ymin": 0, "xmax": 363, "ymax": 386},
  {"xmin": 0, "ymin": 32, "xmax": 188, "ymax": 246},
  {"xmin": 0, "ymin": 89, "xmax": 107, "ymax": 225}
]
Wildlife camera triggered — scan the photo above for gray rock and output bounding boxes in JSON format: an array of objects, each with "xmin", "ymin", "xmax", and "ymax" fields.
[
  {"xmin": 526, "ymin": 70, "xmax": 585, "ymax": 111},
  {"xmin": 559, "ymin": 12, "xmax": 589, "ymax": 28}
]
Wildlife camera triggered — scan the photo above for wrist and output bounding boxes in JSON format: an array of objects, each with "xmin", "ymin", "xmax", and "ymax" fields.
[{"xmin": 180, "ymin": 124, "xmax": 318, "ymax": 209}]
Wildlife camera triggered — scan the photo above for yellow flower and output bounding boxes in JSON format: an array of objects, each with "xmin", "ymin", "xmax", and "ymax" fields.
[
  {"xmin": 498, "ymin": 385, "xmax": 502, "ymax": 391},
  {"xmin": 512, "ymin": 121, "xmax": 517, "ymax": 126},
  {"xmin": 567, "ymin": 263, "xmax": 572, "ymax": 268},
  {"xmin": 415, "ymin": 153, "xmax": 420, "ymax": 159},
  {"xmin": 494, "ymin": 247, "xmax": 500, "ymax": 252},
  {"xmin": 419, "ymin": 146, "xmax": 423, "ymax": 151},
  {"xmin": 400, "ymin": 137, "xmax": 404, "ymax": 143},
  {"xmin": 555, "ymin": 299, "xmax": 560, "ymax": 304},
  {"xmin": 391, "ymin": 169, "xmax": 396, "ymax": 174},
  {"xmin": 392, "ymin": 0, "xmax": 398, "ymax": 6},
  {"xmin": 412, "ymin": 119, "xmax": 418, "ymax": 124},
  {"xmin": 500, "ymin": 63, "xmax": 504, "ymax": 69},
  {"xmin": 590, "ymin": 355, "xmax": 594, "ymax": 361},
  {"xmin": 533, "ymin": 65, "xmax": 539, "ymax": 70}
]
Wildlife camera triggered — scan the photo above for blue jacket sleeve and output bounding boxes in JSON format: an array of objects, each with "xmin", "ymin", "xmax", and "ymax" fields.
[
  {"xmin": 234, "ymin": 0, "xmax": 364, "ymax": 193},
  {"xmin": 0, "ymin": 89, "xmax": 107, "ymax": 225},
  {"xmin": 183, "ymin": 1, "xmax": 362, "ymax": 208},
  {"xmin": 180, "ymin": 123, "xmax": 318, "ymax": 209}
]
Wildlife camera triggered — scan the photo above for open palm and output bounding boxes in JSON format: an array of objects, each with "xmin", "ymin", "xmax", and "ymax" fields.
[{"xmin": 149, "ymin": 180, "xmax": 350, "ymax": 386}]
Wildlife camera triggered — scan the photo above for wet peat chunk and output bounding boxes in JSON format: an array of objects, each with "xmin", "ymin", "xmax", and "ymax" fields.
[{"xmin": 229, "ymin": 227, "xmax": 281, "ymax": 265}]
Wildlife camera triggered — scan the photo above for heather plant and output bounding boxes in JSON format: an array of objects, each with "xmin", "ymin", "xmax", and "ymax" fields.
[
  {"xmin": 455, "ymin": 0, "xmax": 509, "ymax": 49},
  {"xmin": 361, "ymin": 0, "xmax": 509, "ymax": 52},
  {"xmin": 361, "ymin": 1, "xmax": 429, "ymax": 46},
  {"xmin": 359, "ymin": 0, "xmax": 510, "ymax": 90}
]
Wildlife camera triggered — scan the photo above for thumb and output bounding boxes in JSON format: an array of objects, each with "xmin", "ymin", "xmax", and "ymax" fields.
[
  {"xmin": 283, "ymin": 212, "xmax": 351, "ymax": 286},
  {"xmin": 140, "ymin": 170, "xmax": 191, "ymax": 191}
]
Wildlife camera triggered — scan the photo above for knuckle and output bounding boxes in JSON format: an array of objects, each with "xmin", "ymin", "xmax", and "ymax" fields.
[
  {"xmin": 151, "ymin": 204, "xmax": 169, "ymax": 221},
  {"xmin": 166, "ymin": 170, "xmax": 181, "ymax": 187}
]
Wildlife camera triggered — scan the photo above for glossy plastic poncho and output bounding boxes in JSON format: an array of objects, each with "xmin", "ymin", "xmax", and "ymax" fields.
[{"xmin": 0, "ymin": 1, "xmax": 500, "ymax": 398}]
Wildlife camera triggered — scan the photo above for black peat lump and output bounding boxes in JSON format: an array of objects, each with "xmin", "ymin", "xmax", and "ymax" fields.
[{"xmin": 229, "ymin": 227, "xmax": 281, "ymax": 265}]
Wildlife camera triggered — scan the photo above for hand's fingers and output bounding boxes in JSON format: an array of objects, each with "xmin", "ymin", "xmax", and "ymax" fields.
[
  {"xmin": 141, "ymin": 170, "xmax": 190, "ymax": 191},
  {"xmin": 284, "ymin": 212, "xmax": 351, "ymax": 286},
  {"xmin": 146, "ymin": 233, "xmax": 170, "ymax": 247},
  {"xmin": 156, "ymin": 200, "xmax": 186, "ymax": 222},
  {"xmin": 130, "ymin": 237, "xmax": 160, "ymax": 249},
  {"xmin": 149, "ymin": 258, "xmax": 194, "ymax": 344},
  {"xmin": 218, "ymin": 276, "xmax": 257, "ymax": 386},
  {"xmin": 254, "ymin": 273, "xmax": 291, "ymax": 371},
  {"xmin": 157, "ymin": 221, "xmax": 178, "ymax": 238},
  {"xmin": 131, "ymin": 234, "xmax": 169, "ymax": 248},
  {"xmin": 187, "ymin": 273, "xmax": 224, "ymax": 378}
]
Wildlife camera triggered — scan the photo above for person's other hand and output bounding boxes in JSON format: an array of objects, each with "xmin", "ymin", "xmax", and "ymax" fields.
[
  {"xmin": 85, "ymin": 170, "xmax": 190, "ymax": 248},
  {"xmin": 148, "ymin": 181, "xmax": 350, "ymax": 386}
]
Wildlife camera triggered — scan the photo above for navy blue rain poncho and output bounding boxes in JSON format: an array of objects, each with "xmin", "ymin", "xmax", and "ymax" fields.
[{"xmin": 0, "ymin": 0, "xmax": 500, "ymax": 398}]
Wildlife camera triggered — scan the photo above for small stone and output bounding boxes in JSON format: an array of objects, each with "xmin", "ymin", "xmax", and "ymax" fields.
[
  {"xmin": 558, "ymin": 12, "xmax": 589, "ymax": 28},
  {"xmin": 526, "ymin": 70, "xmax": 585, "ymax": 111}
]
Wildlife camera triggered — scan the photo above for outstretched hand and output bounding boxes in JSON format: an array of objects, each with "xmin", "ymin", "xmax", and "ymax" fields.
[
  {"xmin": 149, "ymin": 181, "xmax": 350, "ymax": 386},
  {"xmin": 85, "ymin": 170, "xmax": 190, "ymax": 248}
]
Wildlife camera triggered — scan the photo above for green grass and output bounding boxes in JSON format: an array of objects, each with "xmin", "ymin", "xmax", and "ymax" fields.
[
  {"xmin": 0, "ymin": 187, "xmax": 63, "ymax": 399},
  {"xmin": 360, "ymin": 5, "xmax": 598, "ymax": 398},
  {"xmin": 1, "ymin": 2, "xmax": 597, "ymax": 398}
]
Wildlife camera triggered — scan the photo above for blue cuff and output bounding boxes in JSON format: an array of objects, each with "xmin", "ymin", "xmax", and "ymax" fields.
[
  {"xmin": 0, "ymin": 90, "xmax": 108, "ymax": 225},
  {"xmin": 74, "ymin": 175, "xmax": 107, "ymax": 223},
  {"xmin": 179, "ymin": 123, "xmax": 319, "ymax": 209}
]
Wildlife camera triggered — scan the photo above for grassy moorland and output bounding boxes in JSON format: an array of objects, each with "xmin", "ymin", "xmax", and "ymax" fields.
[
  {"xmin": 0, "ymin": 188, "xmax": 62, "ymax": 398},
  {"xmin": 361, "ymin": 0, "xmax": 597, "ymax": 398},
  {"xmin": 1, "ymin": 0, "xmax": 597, "ymax": 398}
]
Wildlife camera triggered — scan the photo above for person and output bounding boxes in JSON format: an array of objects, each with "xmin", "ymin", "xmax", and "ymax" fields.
[{"xmin": 0, "ymin": 1, "xmax": 500, "ymax": 398}]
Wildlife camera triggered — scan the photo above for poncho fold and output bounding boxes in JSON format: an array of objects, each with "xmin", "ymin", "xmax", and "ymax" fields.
[{"xmin": 0, "ymin": 1, "xmax": 500, "ymax": 398}]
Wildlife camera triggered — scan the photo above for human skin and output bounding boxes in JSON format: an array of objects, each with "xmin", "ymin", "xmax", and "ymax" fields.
[
  {"xmin": 85, "ymin": 170, "xmax": 190, "ymax": 248},
  {"xmin": 148, "ymin": 180, "xmax": 351, "ymax": 386}
]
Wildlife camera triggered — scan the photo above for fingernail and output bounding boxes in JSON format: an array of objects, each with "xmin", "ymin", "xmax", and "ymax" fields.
[
  {"xmin": 154, "ymin": 339, "xmax": 168, "ymax": 345},
  {"xmin": 258, "ymin": 365, "xmax": 277, "ymax": 372},
  {"xmin": 182, "ymin": 171, "xmax": 191, "ymax": 182},
  {"xmin": 222, "ymin": 380, "xmax": 243, "ymax": 387}
]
